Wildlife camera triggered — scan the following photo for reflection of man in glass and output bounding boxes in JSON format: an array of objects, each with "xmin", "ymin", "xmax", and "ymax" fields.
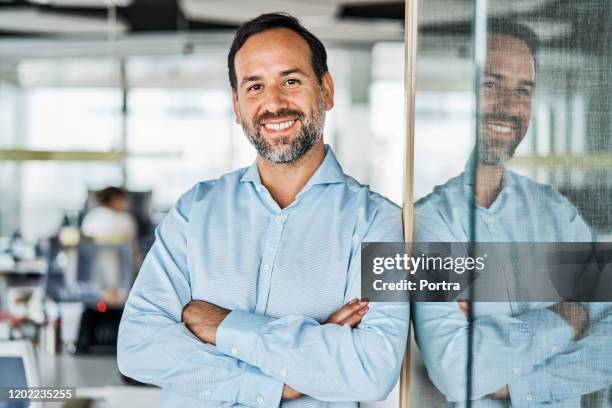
[
  {"xmin": 413, "ymin": 20, "xmax": 611, "ymax": 406},
  {"xmin": 117, "ymin": 13, "xmax": 409, "ymax": 408}
]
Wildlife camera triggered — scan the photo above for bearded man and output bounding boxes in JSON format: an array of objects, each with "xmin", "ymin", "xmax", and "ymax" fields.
[{"xmin": 117, "ymin": 12, "xmax": 409, "ymax": 408}]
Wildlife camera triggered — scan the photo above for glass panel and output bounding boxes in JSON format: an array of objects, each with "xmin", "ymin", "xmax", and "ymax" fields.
[{"xmin": 412, "ymin": 0, "xmax": 612, "ymax": 406}]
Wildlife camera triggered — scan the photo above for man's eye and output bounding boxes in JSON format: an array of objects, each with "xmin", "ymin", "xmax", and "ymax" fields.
[
  {"xmin": 517, "ymin": 87, "xmax": 531, "ymax": 97},
  {"xmin": 248, "ymin": 84, "xmax": 262, "ymax": 92},
  {"xmin": 284, "ymin": 79, "xmax": 300, "ymax": 87},
  {"xmin": 482, "ymin": 81, "xmax": 496, "ymax": 90}
]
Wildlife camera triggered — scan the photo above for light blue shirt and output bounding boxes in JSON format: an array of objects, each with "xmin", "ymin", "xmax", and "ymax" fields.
[
  {"xmin": 117, "ymin": 146, "xmax": 410, "ymax": 408},
  {"xmin": 413, "ymin": 168, "xmax": 612, "ymax": 407}
]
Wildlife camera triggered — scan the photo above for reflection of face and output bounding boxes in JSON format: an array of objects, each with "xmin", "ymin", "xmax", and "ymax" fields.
[
  {"xmin": 478, "ymin": 34, "xmax": 535, "ymax": 165},
  {"xmin": 231, "ymin": 28, "xmax": 333, "ymax": 164}
]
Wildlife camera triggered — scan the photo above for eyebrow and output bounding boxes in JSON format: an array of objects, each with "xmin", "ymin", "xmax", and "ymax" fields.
[
  {"xmin": 280, "ymin": 68, "xmax": 307, "ymax": 77},
  {"xmin": 240, "ymin": 75, "xmax": 261, "ymax": 88},
  {"xmin": 239, "ymin": 68, "xmax": 308, "ymax": 88},
  {"xmin": 483, "ymin": 72, "xmax": 535, "ymax": 87}
]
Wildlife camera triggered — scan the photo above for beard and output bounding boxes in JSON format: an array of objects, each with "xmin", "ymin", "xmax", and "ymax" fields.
[
  {"xmin": 241, "ymin": 96, "xmax": 326, "ymax": 164},
  {"xmin": 477, "ymin": 112, "xmax": 526, "ymax": 166}
]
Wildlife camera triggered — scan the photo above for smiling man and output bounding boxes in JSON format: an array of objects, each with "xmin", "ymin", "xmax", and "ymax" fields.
[
  {"xmin": 413, "ymin": 20, "xmax": 611, "ymax": 407},
  {"xmin": 117, "ymin": 13, "xmax": 409, "ymax": 408}
]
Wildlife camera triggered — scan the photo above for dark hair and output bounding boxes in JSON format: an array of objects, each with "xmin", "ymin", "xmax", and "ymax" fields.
[
  {"xmin": 488, "ymin": 18, "xmax": 539, "ymax": 65},
  {"xmin": 228, "ymin": 12, "xmax": 328, "ymax": 91},
  {"xmin": 96, "ymin": 187, "xmax": 126, "ymax": 206}
]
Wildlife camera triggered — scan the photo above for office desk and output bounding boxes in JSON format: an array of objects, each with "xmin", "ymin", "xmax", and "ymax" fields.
[{"xmin": 36, "ymin": 348, "xmax": 160, "ymax": 408}]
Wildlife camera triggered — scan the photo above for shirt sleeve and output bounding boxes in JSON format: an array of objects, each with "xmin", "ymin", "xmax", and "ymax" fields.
[
  {"xmin": 413, "ymin": 301, "xmax": 573, "ymax": 402},
  {"xmin": 508, "ymin": 303, "xmax": 612, "ymax": 405},
  {"xmin": 117, "ymin": 185, "xmax": 283, "ymax": 408},
  {"xmin": 411, "ymin": 218, "xmax": 574, "ymax": 403},
  {"xmin": 215, "ymin": 201, "xmax": 410, "ymax": 402}
]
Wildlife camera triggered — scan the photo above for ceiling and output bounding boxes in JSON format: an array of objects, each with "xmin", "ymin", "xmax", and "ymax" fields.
[{"xmin": 0, "ymin": 0, "xmax": 404, "ymax": 42}]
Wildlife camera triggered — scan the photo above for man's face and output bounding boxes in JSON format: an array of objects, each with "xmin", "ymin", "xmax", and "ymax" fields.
[
  {"xmin": 231, "ymin": 28, "xmax": 334, "ymax": 164},
  {"xmin": 478, "ymin": 34, "xmax": 535, "ymax": 166}
]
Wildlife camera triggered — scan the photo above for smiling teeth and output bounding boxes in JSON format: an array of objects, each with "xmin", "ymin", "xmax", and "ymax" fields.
[
  {"xmin": 487, "ymin": 124, "xmax": 512, "ymax": 133},
  {"xmin": 264, "ymin": 120, "xmax": 295, "ymax": 131}
]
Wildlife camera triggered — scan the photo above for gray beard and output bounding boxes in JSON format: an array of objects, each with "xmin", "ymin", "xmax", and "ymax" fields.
[
  {"xmin": 477, "ymin": 133, "xmax": 523, "ymax": 166},
  {"xmin": 242, "ymin": 98, "xmax": 326, "ymax": 164}
]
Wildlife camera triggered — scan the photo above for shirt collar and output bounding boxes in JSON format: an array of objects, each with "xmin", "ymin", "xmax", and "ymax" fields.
[{"xmin": 240, "ymin": 144, "xmax": 346, "ymax": 187}]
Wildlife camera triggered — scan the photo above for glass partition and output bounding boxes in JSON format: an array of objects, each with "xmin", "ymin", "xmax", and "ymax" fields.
[{"xmin": 410, "ymin": 0, "xmax": 612, "ymax": 406}]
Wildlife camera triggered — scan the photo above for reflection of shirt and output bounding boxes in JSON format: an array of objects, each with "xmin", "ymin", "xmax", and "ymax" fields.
[
  {"xmin": 413, "ymin": 169, "xmax": 611, "ymax": 407},
  {"xmin": 117, "ymin": 146, "xmax": 409, "ymax": 408},
  {"xmin": 81, "ymin": 206, "xmax": 136, "ymax": 243}
]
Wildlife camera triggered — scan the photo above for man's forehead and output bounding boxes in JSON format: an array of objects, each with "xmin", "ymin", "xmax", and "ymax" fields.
[
  {"xmin": 234, "ymin": 28, "xmax": 314, "ymax": 79},
  {"xmin": 485, "ymin": 34, "xmax": 535, "ymax": 80}
]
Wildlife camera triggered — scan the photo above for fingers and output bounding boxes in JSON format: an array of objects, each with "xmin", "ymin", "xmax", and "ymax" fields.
[
  {"xmin": 326, "ymin": 298, "xmax": 369, "ymax": 324},
  {"xmin": 338, "ymin": 306, "xmax": 369, "ymax": 328},
  {"xmin": 457, "ymin": 300, "xmax": 471, "ymax": 317}
]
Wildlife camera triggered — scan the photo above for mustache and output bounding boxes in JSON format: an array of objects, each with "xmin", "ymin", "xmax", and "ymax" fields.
[
  {"xmin": 256, "ymin": 109, "xmax": 305, "ymax": 125},
  {"xmin": 482, "ymin": 113, "xmax": 522, "ymax": 129}
]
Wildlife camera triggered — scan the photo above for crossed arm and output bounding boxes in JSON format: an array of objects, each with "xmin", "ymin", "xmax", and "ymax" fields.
[{"xmin": 181, "ymin": 298, "xmax": 370, "ymax": 401}]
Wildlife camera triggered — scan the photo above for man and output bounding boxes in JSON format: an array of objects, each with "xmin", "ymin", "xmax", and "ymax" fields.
[
  {"xmin": 413, "ymin": 20, "xmax": 611, "ymax": 406},
  {"xmin": 117, "ymin": 13, "xmax": 409, "ymax": 408}
]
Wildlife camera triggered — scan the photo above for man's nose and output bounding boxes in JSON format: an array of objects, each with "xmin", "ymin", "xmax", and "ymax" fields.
[
  {"xmin": 262, "ymin": 86, "xmax": 289, "ymax": 113},
  {"xmin": 493, "ymin": 87, "xmax": 517, "ymax": 114}
]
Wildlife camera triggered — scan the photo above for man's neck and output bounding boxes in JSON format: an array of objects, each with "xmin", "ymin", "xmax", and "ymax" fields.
[
  {"xmin": 474, "ymin": 163, "xmax": 504, "ymax": 208},
  {"xmin": 256, "ymin": 140, "xmax": 326, "ymax": 209}
]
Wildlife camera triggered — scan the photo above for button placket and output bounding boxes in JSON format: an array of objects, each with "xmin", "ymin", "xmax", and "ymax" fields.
[{"xmin": 254, "ymin": 211, "xmax": 288, "ymax": 315}]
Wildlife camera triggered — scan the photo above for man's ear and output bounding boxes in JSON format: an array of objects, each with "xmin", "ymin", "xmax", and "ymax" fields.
[
  {"xmin": 322, "ymin": 71, "xmax": 335, "ymax": 110},
  {"xmin": 231, "ymin": 91, "xmax": 241, "ymax": 124}
]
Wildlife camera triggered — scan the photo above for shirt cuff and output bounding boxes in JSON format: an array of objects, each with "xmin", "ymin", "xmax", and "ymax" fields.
[
  {"xmin": 508, "ymin": 369, "xmax": 554, "ymax": 406},
  {"xmin": 236, "ymin": 364, "xmax": 284, "ymax": 408},
  {"xmin": 217, "ymin": 309, "xmax": 272, "ymax": 365},
  {"xmin": 518, "ymin": 307, "xmax": 573, "ymax": 357}
]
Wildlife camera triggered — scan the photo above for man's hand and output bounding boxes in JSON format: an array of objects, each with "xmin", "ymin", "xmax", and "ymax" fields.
[
  {"xmin": 282, "ymin": 384, "xmax": 303, "ymax": 401},
  {"xmin": 326, "ymin": 298, "xmax": 369, "ymax": 328},
  {"xmin": 549, "ymin": 301, "xmax": 589, "ymax": 341},
  {"xmin": 457, "ymin": 300, "xmax": 471, "ymax": 318},
  {"xmin": 487, "ymin": 385, "xmax": 509, "ymax": 400},
  {"xmin": 181, "ymin": 300, "xmax": 230, "ymax": 345}
]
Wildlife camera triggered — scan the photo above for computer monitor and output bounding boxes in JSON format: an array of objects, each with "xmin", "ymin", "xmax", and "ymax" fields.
[{"xmin": 0, "ymin": 341, "xmax": 41, "ymax": 408}]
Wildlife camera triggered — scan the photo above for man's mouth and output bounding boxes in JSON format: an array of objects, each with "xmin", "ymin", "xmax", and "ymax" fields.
[
  {"xmin": 484, "ymin": 122, "xmax": 514, "ymax": 135},
  {"xmin": 262, "ymin": 119, "xmax": 296, "ymax": 132}
]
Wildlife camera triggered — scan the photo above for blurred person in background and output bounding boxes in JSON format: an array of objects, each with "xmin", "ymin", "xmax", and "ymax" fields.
[{"xmin": 81, "ymin": 186, "xmax": 136, "ymax": 244}]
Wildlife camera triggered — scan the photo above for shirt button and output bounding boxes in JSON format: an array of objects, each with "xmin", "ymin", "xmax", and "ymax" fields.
[
  {"xmin": 486, "ymin": 217, "xmax": 495, "ymax": 224},
  {"xmin": 204, "ymin": 389, "xmax": 211, "ymax": 396},
  {"xmin": 256, "ymin": 394, "xmax": 264, "ymax": 405},
  {"xmin": 231, "ymin": 347, "xmax": 238, "ymax": 356},
  {"xmin": 526, "ymin": 393, "xmax": 534, "ymax": 401},
  {"xmin": 552, "ymin": 346, "xmax": 560, "ymax": 353},
  {"xmin": 275, "ymin": 215, "xmax": 283, "ymax": 223},
  {"xmin": 263, "ymin": 263, "xmax": 270, "ymax": 272},
  {"xmin": 256, "ymin": 186, "xmax": 262, "ymax": 192},
  {"xmin": 512, "ymin": 368, "xmax": 520, "ymax": 375},
  {"xmin": 280, "ymin": 368, "xmax": 287, "ymax": 377}
]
